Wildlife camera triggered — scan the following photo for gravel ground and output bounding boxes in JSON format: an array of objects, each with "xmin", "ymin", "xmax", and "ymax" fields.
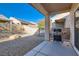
[{"xmin": 0, "ymin": 34, "xmax": 44, "ymax": 56}]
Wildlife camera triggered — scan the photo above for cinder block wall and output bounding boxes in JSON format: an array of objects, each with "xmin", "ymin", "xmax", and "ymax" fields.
[{"xmin": 22, "ymin": 25, "xmax": 38, "ymax": 35}]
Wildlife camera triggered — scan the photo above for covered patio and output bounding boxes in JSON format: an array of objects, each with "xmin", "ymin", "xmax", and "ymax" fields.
[
  {"xmin": 30, "ymin": 3, "xmax": 72, "ymax": 41},
  {"xmin": 24, "ymin": 3, "xmax": 79, "ymax": 56}
]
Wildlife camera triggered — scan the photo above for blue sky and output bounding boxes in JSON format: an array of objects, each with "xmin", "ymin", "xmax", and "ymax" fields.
[{"xmin": 0, "ymin": 3, "xmax": 45, "ymax": 23}]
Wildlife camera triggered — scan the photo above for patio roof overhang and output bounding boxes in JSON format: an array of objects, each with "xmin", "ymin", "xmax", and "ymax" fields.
[
  {"xmin": 30, "ymin": 3, "xmax": 79, "ymax": 41},
  {"xmin": 30, "ymin": 3, "xmax": 48, "ymax": 16},
  {"xmin": 30, "ymin": 3, "xmax": 73, "ymax": 41},
  {"xmin": 41, "ymin": 3, "xmax": 72, "ymax": 14},
  {"xmin": 30, "ymin": 3, "xmax": 72, "ymax": 16}
]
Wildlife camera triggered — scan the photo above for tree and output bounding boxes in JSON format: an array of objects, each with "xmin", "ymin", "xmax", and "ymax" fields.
[{"xmin": 38, "ymin": 20, "xmax": 45, "ymax": 35}]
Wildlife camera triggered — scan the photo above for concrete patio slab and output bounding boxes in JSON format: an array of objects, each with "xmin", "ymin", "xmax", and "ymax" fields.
[
  {"xmin": 40, "ymin": 41, "xmax": 77, "ymax": 56},
  {"xmin": 24, "ymin": 50, "xmax": 38, "ymax": 56},
  {"xmin": 36, "ymin": 52, "xmax": 46, "ymax": 56},
  {"xmin": 32, "ymin": 41, "xmax": 48, "ymax": 51},
  {"xmin": 24, "ymin": 41, "xmax": 77, "ymax": 56}
]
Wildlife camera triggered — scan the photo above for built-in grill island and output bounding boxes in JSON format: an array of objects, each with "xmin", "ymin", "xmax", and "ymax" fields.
[
  {"xmin": 53, "ymin": 29, "xmax": 62, "ymax": 41},
  {"xmin": 53, "ymin": 28, "xmax": 70, "ymax": 42}
]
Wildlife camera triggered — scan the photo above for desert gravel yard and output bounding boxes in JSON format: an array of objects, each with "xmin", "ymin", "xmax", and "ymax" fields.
[{"xmin": 0, "ymin": 34, "xmax": 44, "ymax": 56}]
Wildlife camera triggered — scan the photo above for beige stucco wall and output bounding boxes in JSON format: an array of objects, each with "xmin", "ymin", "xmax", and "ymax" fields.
[
  {"xmin": 69, "ymin": 4, "xmax": 79, "ymax": 46},
  {"xmin": 65, "ymin": 4, "xmax": 79, "ymax": 45},
  {"xmin": 64, "ymin": 12, "xmax": 74, "ymax": 46},
  {"xmin": 64, "ymin": 15, "xmax": 71, "ymax": 28},
  {"xmin": 69, "ymin": 12, "xmax": 75, "ymax": 46},
  {"xmin": 64, "ymin": 4, "xmax": 79, "ymax": 55}
]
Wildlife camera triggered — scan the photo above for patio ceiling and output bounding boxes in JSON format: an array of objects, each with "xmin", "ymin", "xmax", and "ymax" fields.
[
  {"xmin": 30, "ymin": 3, "xmax": 73, "ymax": 24},
  {"xmin": 30, "ymin": 3, "xmax": 72, "ymax": 16},
  {"xmin": 41, "ymin": 3, "xmax": 72, "ymax": 14},
  {"xmin": 40, "ymin": 3, "xmax": 72, "ymax": 23}
]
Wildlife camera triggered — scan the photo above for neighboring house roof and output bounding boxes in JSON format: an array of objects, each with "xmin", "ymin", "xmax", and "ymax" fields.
[
  {"xmin": 0, "ymin": 15, "xmax": 37, "ymax": 26},
  {"xmin": 9, "ymin": 17, "xmax": 21, "ymax": 24},
  {"xmin": 0, "ymin": 15, "xmax": 9, "ymax": 23},
  {"xmin": 0, "ymin": 15, "xmax": 8, "ymax": 20},
  {"xmin": 21, "ymin": 20, "xmax": 31, "ymax": 25},
  {"xmin": 19, "ymin": 19, "xmax": 37, "ymax": 25}
]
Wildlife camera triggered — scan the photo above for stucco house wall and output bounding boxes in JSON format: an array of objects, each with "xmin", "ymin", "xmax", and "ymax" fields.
[
  {"xmin": 64, "ymin": 15, "xmax": 71, "ymax": 28},
  {"xmin": 64, "ymin": 4, "xmax": 79, "ymax": 55}
]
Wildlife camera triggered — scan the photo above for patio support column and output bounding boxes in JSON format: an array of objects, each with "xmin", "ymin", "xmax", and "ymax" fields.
[
  {"xmin": 30, "ymin": 3, "xmax": 50, "ymax": 40},
  {"xmin": 45, "ymin": 15, "xmax": 50, "ymax": 41}
]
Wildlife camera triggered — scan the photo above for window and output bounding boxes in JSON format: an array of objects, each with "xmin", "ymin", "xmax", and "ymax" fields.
[{"xmin": 75, "ymin": 8, "xmax": 79, "ymax": 50}]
